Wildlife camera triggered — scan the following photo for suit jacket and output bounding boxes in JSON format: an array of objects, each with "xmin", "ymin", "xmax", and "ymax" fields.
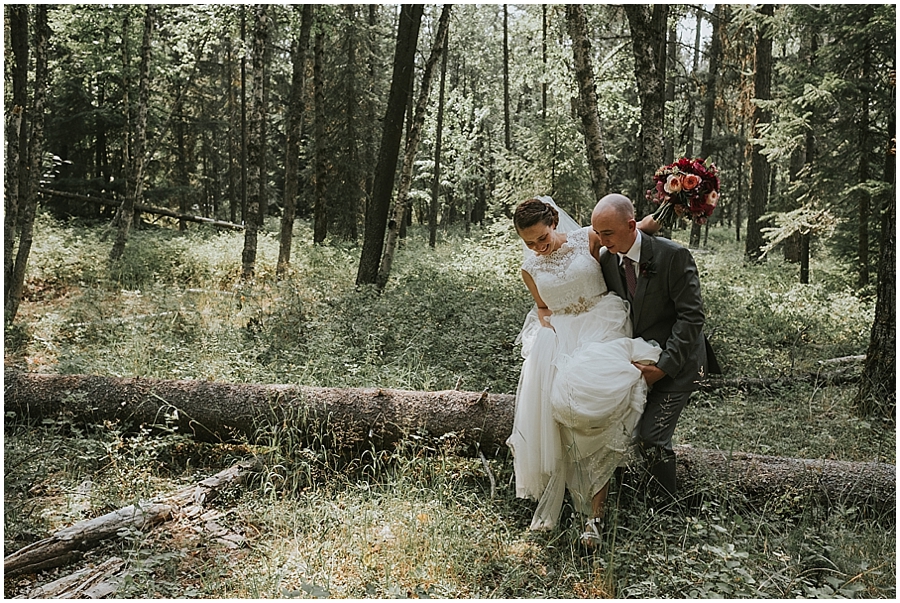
[{"xmin": 600, "ymin": 234, "xmax": 708, "ymax": 392}]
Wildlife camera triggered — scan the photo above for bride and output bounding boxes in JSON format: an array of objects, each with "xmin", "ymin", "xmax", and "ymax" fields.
[{"xmin": 506, "ymin": 196, "xmax": 660, "ymax": 545}]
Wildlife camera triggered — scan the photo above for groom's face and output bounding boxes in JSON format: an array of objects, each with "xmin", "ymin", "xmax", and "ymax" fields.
[{"xmin": 591, "ymin": 209, "xmax": 637, "ymax": 255}]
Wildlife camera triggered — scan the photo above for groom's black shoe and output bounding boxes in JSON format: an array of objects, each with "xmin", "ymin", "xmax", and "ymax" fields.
[{"xmin": 641, "ymin": 445, "xmax": 681, "ymax": 512}]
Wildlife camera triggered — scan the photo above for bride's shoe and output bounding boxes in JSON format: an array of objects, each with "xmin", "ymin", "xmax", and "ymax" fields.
[{"xmin": 579, "ymin": 517, "xmax": 603, "ymax": 548}]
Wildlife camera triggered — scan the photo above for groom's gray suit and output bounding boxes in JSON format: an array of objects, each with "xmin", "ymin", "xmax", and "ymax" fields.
[{"xmin": 600, "ymin": 233, "xmax": 709, "ymax": 501}]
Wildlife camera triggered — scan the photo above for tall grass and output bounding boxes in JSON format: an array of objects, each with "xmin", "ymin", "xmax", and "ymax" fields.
[{"xmin": 4, "ymin": 212, "xmax": 893, "ymax": 598}]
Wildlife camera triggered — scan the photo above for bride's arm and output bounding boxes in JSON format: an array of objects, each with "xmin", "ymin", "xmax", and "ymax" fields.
[
  {"xmin": 589, "ymin": 216, "xmax": 662, "ymax": 260},
  {"xmin": 637, "ymin": 215, "xmax": 661, "ymax": 235},
  {"xmin": 521, "ymin": 269, "xmax": 553, "ymax": 329}
]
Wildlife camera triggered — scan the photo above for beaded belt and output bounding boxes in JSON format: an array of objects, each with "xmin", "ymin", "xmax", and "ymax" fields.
[{"xmin": 555, "ymin": 295, "xmax": 602, "ymax": 315}]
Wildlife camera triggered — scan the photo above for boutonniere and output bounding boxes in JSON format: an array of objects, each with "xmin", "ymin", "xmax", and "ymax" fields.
[{"xmin": 639, "ymin": 261, "xmax": 656, "ymax": 278}]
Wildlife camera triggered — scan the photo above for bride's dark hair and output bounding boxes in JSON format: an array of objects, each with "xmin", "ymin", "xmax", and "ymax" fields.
[{"xmin": 514, "ymin": 198, "xmax": 559, "ymax": 232}]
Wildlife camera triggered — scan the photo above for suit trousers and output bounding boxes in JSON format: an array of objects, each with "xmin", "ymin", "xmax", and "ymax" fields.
[{"xmin": 637, "ymin": 388, "xmax": 692, "ymax": 501}]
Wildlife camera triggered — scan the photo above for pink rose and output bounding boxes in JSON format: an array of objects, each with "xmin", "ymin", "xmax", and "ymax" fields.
[
  {"xmin": 664, "ymin": 174, "xmax": 682, "ymax": 194},
  {"xmin": 705, "ymin": 190, "xmax": 719, "ymax": 206},
  {"xmin": 682, "ymin": 173, "xmax": 701, "ymax": 190}
]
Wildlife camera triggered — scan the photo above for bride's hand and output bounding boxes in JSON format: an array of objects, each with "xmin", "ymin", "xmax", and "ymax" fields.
[{"xmin": 537, "ymin": 307, "xmax": 554, "ymax": 330}]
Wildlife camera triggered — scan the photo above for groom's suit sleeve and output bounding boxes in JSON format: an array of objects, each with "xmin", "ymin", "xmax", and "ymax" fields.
[{"xmin": 654, "ymin": 245, "xmax": 705, "ymax": 384}]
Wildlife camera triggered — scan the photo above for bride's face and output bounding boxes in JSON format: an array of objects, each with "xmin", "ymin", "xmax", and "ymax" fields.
[{"xmin": 518, "ymin": 222, "xmax": 557, "ymax": 255}]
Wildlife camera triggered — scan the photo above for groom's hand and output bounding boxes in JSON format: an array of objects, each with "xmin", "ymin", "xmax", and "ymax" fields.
[{"xmin": 634, "ymin": 363, "xmax": 666, "ymax": 386}]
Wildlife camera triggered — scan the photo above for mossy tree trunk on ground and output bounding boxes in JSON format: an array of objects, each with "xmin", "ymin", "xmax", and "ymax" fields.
[{"xmin": 6, "ymin": 371, "xmax": 894, "ymax": 514}]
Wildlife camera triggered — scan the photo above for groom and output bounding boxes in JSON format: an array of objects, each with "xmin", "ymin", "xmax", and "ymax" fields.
[{"xmin": 592, "ymin": 193, "xmax": 710, "ymax": 507}]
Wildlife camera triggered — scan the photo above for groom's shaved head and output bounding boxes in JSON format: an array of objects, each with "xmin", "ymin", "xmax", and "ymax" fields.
[
  {"xmin": 592, "ymin": 194, "xmax": 635, "ymax": 222},
  {"xmin": 591, "ymin": 193, "xmax": 637, "ymax": 255}
]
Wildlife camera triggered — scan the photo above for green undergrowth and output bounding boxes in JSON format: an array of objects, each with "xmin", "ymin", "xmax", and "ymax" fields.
[{"xmin": 4, "ymin": 212, "xmax": 894, "ymax": 598}]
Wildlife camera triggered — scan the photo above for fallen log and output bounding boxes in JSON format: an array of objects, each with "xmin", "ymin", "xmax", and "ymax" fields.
[
  {"xmin": 4, "ymin": 370, "xmax": 516, "ymax": 455},
  {"xmin": 4, "ymin": 371, "xmax": 894, "ymax": 514},
  {"xmin": 4, "ymin": 461, "xmax": 258, "ymax": 577},
  {"xmin": 38, "ymin": 188, "xmax": 244, "ymax": 231},
  {"xmin": 699, "ymin": 365, "xmax": 861, "ymax": 392},
  {"xmin": 16, "ymin": 557, "xmax": 125, "ymax": 599},
  {"xmin": 673, "ymin": 445, "xmax": 894, "ymax": 516}
]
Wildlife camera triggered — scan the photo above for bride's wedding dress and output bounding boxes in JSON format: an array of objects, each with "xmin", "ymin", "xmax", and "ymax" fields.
[{"xmin": 507, "ymin": 225, "xmax": 660, "ymax": 530}]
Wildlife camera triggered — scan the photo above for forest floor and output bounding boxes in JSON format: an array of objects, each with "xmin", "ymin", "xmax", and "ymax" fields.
[{"xmin": 4, "ymin": 213, "xmax": 895, "ymax": 598}]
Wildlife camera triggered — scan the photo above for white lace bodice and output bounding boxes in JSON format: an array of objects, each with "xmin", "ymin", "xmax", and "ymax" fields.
[{"xmin": 522, "ymin": 226, "xmax": 608, "ymax": 314}]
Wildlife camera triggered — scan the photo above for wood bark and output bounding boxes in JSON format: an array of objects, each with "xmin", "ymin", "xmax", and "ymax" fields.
[
  {"xmin": 312, "ymin": 26, "xmax": 328, "ymax": 245},
  {"xmin": 5, "ymin": 372, "xmax": 893, "ymax": 514},
  {"xmin": 240, "ymin": 5, "xmax": 269, "ymax": 279},
  {"xmin": 19, "ymin": 556, "xmax": 125, "ymax": 599},
  {"xmin": 4, "ymin": 5, "xmax": 28, "ymax": 307},
  {"xmin": 38, "ymin": 189, "xmax": 244, "ymax": 230},
  {"xmin": 4, "ymin": 461, "xmax": 258, "ymax": 577},
  {"xmin": 856, "ymin": 10, "xmax": 873, "ymax": 289},
  {"xmin": 276, "ymin": 9, "xmax": 312, "ymax": 275},
  {"xmin": 745, "ymin": 4, "xmax": 774, "ymax": 263},
  {"xmin": 565, "ymin": 4, "xmax": 609, "ymax": 203},
  {"xmin": 502, "ymin": 4, "xmax": 511, "ymax": 151},
  {"xmin": 377, "ymin": 4, "xmax": 452, "ymax": 291},
  {"xmin": 342, "ymin": 3, "xmax": 361, "ymax": 242},
  {"xmin": 6, "ymin": 6, "xmax": 49, "ymax": 324},
  {"xmin": 356, "ymin": 4, "xmax": 424, "ymax": 286},
  {"xmin": 624, "ymin": 4, "xmax": 669, "ymax": 218},
  {"xmin": 110, "ymin": 6, "xmax": 153, "ymax": 264},
  {"xmin": 855, "ymin": 179, "xmax": 895, "ymax": 420},
  {"xmin": 430, "ymin": 29, "xmax": 449, "ymax": 249}
]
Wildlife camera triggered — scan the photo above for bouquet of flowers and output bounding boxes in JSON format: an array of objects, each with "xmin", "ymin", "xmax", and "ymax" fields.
[{"xmin": 646, "ymin": 157, "xmax": 720, "ymax": 228}]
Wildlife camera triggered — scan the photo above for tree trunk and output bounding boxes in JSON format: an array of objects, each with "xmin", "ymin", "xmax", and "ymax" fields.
[
  {"xmin": 277, "ymin": 4, "xmax": 313, "ymax": 277},
  {"xmin": 4, "ymin": 461, "xmax": 259, "ymax": 577},
  {"xmin": 685, "ymin": 7, "xmax": 702, "ymax": 160},
  {"xmin": 343, "ymin": 3, "xmax": 361, "ymax": 242},
  {"xmin": 565, "ymin": 4, "xmax": 609, "ymax": 203},
  {"xmin": 856, "ymin": 18, "xmax": 872, "ymax": 289},
  {"xmin": 542, "ymin": 4, "xmax": 548, "ymax": 120},
  {"xmin": 4, "ymin": 5, "xmax": 28, "ymax": 313},
  {"xmin": 312, "ymin": 26, "xmax": 328, "ymax": 245},
  {"xmin": 5, "ymin": 371, "xmax": 893, "ymax": 514},
  {"xmin": 377, "ymin": 5, "xmax": 452, "ymax": 291},
  {"xmin": 503, "ymin": 4, "xmax": 511, "ymax": 151},
  {"xmin": 363, "ymin": 4, "xmax": 379, "ymax": 215},
  {"xmin": 745, "ymin": 4, "xmax": 774, "ymax": 263},
  {"xmin": 110, "ymin": 6, "xmax": 153, "ymax": 264},
  {"xmin": 663, "ymin": 22, "xmax": 676, "ymax": 166},
  {"xmin": 624, "ymin": 4, "xmax": 669, "ymax": 218},
  {"xmin": 356, "ymin": 4, "xmax": 424, "ymax": 287},
  {"xmin": 699, "ymin": 4, "xmax": 723, "ymax": 161},
  {"xmin": 430, "ymin": 30, "xmax": 449, "ymax": 249},
  {"xmin": 240, "ymin": 8, "xmax": 248, "ymax": 224},
  {"xmin": 240, "ymin": 5, "xmax": 269, "ymax": 279},
  {"xmin": 226, "ymin": 35, "xmax": 239, "ymax": 224},
  {"xmin": 855, "ymin": 130, "xmax": 895, "ymax": 420},
  {"xmin": 6, "ymin": 5, "xmax": 49, "ymax": 324}
]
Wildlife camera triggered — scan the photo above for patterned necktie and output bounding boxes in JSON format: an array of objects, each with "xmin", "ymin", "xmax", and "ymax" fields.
[{"xmin": 622, "ymin": 256, "xmax": 637, "ymax": 298}]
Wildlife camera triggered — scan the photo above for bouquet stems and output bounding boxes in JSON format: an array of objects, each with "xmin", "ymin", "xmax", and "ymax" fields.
[{"xmin": 651, "ymin": 200, "xmax": 678, "ymax": 229}]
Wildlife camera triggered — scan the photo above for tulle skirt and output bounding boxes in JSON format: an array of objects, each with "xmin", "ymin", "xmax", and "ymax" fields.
[{"xmin": 506, "ymin": 293, "xmax": 661, "ymax": 530}]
